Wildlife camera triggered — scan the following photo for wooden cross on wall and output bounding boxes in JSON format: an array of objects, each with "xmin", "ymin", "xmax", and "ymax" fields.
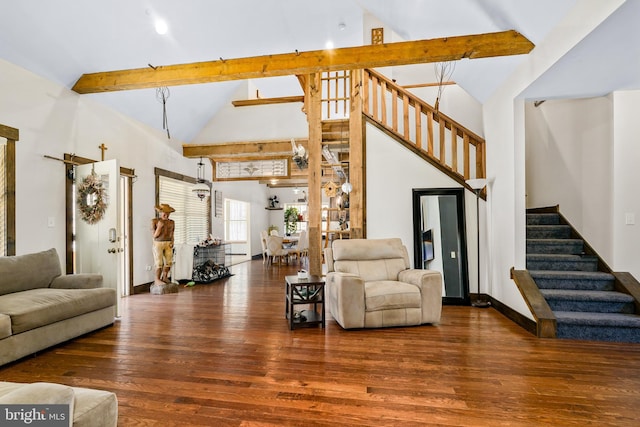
[{"xmin": 98, "ymin": 143, "xmax": 108, "ymax": 161}]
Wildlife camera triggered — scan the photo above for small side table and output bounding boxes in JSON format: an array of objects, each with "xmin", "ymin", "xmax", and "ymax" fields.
[{"xmin": 285, "ymin": 275, "xmax": 325, "ymax": 330}]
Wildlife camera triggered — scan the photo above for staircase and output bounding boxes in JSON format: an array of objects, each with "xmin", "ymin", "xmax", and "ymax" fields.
[{"xmin": 526, "ymin": 212, "xmax": 640, "ymax": 343}]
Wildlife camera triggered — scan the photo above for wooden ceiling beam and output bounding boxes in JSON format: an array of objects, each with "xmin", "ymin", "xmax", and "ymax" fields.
[
  {"xmin": 232, "ymin": 96, "xmax": 304, "ymax": 107},
  {"xmin": 183, "ymin": 139, "xmax": 307, "ymax": 158},
  {"xmin": 72, "ymin": 30, "xmax": 533, "ymax": 94}
]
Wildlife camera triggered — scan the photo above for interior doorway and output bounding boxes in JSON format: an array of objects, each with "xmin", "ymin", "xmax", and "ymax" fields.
[{"xmin": 65, "ymin": 154, "xmax": 134, "ymax": 299}]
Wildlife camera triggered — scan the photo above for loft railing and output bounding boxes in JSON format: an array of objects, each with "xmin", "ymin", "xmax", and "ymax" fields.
[
  {"xmin": 362, "ymin": 68, "xmax": 486, "ymax": 181},
  {"xmin": 321, "ymin": 70, "xmax": 350, "ymax": 120}
]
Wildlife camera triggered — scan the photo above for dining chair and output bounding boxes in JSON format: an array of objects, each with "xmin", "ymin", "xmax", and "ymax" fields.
[
  {"xmin": 288, "ymin": 230, "xmax": 307, "ymax": 265},
  {"xmin": 297, "ymin": 230, "xmax": 309, "ymax": 265},
  {"xmin": 266, "ymin": 235, "xmax": 289, "ymax": 265},
  {"xmin": 260, "ymin": 230, "xmax": 268, "ymax": 264}
]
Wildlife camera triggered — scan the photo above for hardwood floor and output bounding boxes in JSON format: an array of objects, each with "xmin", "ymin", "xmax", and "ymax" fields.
[{"xmin": 2, "ymin": 260, "xmax": 640, "ymax": 426}]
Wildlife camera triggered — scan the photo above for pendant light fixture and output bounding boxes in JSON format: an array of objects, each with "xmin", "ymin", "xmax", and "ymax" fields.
[{"xmin": 192, "ymin": 157, "xmax": 211, "ymax": 200}]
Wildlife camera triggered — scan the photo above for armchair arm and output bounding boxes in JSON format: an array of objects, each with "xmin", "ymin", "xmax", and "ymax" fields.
[
  {"xmin": 325, "ymin": 272, "xmax": 366, "ymax": 329},
  {"xmin": 398, "ymin": 269, "xmax": 443, "ymax": 324},
  {"xmin": 50, "ymin": 273, "xmax": 104, "ymax": 289}
]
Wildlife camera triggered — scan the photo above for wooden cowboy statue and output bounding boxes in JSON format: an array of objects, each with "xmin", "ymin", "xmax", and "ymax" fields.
[{"xmin": 152, "ymin": 203, "xmax": 176, "ymax": 286}]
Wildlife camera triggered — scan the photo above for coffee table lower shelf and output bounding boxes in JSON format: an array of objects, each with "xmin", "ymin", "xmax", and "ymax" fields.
[{"xmin": 285, "ymin": 275, "xmax": 325, "ymax": 331}]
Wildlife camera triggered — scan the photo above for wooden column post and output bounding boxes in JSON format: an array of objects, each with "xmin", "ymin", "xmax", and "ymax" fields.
[
  {"xmin": 306, "ymin": 73, "xmax": 323, "ymax": 276},
  {"xmin": 349, "ymin": 69, "xmax": 364, "ymax": 239}
]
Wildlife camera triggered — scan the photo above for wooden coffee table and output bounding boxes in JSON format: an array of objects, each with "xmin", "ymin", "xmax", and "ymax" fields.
[{"xmin": 285, "ymin": 275, "xmax": 325, "ymax": 330}]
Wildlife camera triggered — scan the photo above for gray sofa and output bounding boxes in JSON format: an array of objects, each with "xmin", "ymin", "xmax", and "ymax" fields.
[
  {"xmin": 0, "ymin": 248, "xmax": 116, "ymax": 366},
  {"xmin": 0, "ymin": 381, "xmax": 117, "ymax": 427}
]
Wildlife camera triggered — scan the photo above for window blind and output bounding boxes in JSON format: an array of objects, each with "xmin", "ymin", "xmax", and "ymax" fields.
[{"xmin": 159, "ymin": 176, "xmax": 210, "ymax": 245}]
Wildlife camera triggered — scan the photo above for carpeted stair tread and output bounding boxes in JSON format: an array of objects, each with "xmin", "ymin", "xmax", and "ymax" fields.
[
  {"xmin": 526, "ymin": 238, "xmax": 583, "ymax": 254},
  {"xmin": 529, "ymin": 270, "xmax": 615, "ymax": 290},
  {"xmin": 526, "ymin": 224, "xmax": 571, "ymax": 239},
  {"xmin": 526, "ymin": 213, "xmax": 560, "ymax": 225},
  {"xmin": 541, "ymin": 290, "xmax": 635, "ymax": 313},
  {"xmin": 526, "ymin": 254, "xmax": 598, "ymax": 272},
  {"xmin": 540, "ymin": 289, "xmax": 634, "ymax": 303},
  {"xmin": 529, "ymin": 270, "xmax": 613, "ymax": 280},
  {"xmin": 555, "ymin": 311, "xmax": 640, "ymax": 328}
]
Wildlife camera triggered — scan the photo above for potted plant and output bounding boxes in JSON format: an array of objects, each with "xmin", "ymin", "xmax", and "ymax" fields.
[{"xmin": 284, "ymin": 207, "xmax": 299, "ymax": 236}]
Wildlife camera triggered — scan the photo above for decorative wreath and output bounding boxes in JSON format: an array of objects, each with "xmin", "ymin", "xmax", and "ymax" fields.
[{"xmin": 77, "ymin": 171, "xmax": 108, "ymax": 224}]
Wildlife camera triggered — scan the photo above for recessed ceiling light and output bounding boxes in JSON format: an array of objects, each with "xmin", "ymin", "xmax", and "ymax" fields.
[
  {"xmin": 154, "ymin": 18, "xmax": 168, "ymax": 35},
  {"xmin": 325, "ymin": 40, "xmax": 334, "ymax": 50}
]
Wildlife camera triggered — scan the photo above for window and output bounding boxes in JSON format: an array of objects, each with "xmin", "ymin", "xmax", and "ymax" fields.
[
  {"xmin": 157, "ymin": 174, "xmax": 211, "ymax": 245},
  {"xmin": 283, "ymin": 202, "xmax": 308, "ymax": 233},
  {"xmin": 224, "ymin": 199, "xmax": 248, "ymax": 242}
]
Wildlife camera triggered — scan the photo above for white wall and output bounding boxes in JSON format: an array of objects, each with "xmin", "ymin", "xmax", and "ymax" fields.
[
  {"xmin": 612, "ymin": 90, "xmax": 640, "ymax": 278},
  {"xmin": 192, "ymin": 81, "xmax": 308, "ymax": 144},
  {"xmin": 366, "ymin": 123, "xmax": 486, "ymax": 296},
  {"xmin": 525, "ymin": 91, "xmax": 640, "ymax": 280},
  {"xmin": 0, "ymin": 59, "xmax": 200, "ymax": 286},
  {"xmin": 525, "ymin": 97, "xmax": 614, "ymax": 262}
]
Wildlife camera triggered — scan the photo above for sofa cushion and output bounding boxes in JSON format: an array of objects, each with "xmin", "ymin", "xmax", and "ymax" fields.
[
  {"xmin": 0, "ymin": 248, "xmax": 61, "ymax": 296},
  {"xmin": 0, "ymin": 382, "xmax": 74, "ymax": 427},
  {"xmin": 0, "ymin": 288, "xmax": 116, "ymax": 334},
  {"xmin": 0, "ymin": 314, "xmax": 10, "ymax": 339},
  {"xmin": 72, "ymin": 385, "xmax": 118, "ymax": 427},
  {"xmin": 0, "ymin": 381, "xmax": 118, "ymax": 427},
  {"xmin": 364, "ymin": 281, "xmax": 421, "ymax": 312},
  {"xmin": 332, "ymin": 238, "xmax": 411, "ymax": 282},
  {"xmin": 335, "ymin": 259, "xmax": 408, "ymax": 282}
]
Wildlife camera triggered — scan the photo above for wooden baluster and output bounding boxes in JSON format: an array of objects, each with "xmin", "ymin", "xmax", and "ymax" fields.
[
  {"xmin": 451, "ymin": 124, "xmax": 458, "ymax": 173},
  {"xmin": 439, "ymin": 118, "xmax": 446, "ymax": 165},
  {"xmin": 463, "ymin": 134, "xmax": 470, "ymax": 179},
  {"xmin": 426, "ymin": 110, "xmax": 434, "ymax": 156},
  {"xmin": 476, "ymin": 140, "xmax": 485, "ymax": 179},
  {"xmin": 415, "ymin": 104, "xmax": 422, "ymax": 150},
  {"xmin": 392, "ymin": 88, "xmax": 398, "ymax": 133},
  {"xmin": 403, "ymin": 95, "xmax": 409, "ymax": 140},
  {"xmin": 343, "ymin": 70, "xmax": 349, "ymax": 117},
  {"xmin": 380, "ymin": 80, "xmax": 387, "ymax": 126},
  {"xmin": 362, "ymin": 71, "xmax": 370, "ymax": 115},
  {"xmin": 371, "ymin": 75, "xmax": 378, "ymax": 120}
]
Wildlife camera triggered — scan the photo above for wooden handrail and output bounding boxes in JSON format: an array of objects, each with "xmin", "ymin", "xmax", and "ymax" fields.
[{"xmin": 363, "ymin": 69, "xmax": 486, "ymax": 181}]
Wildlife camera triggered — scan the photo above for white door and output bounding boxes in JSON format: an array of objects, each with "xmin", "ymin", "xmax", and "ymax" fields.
[{"xmin": 75, "ymin": 159, "xmax": 122, "ymax": 316}]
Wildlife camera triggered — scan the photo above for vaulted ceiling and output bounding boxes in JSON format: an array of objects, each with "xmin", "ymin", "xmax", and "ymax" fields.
[{"xmin": 1, "ymin": 0, "xmax": 638, "ymax": 144}]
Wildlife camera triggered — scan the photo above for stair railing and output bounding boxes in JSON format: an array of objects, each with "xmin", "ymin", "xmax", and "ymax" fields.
[{"xmin": 363, "ymin": 68, "xmax": 486, "ymax": 181}]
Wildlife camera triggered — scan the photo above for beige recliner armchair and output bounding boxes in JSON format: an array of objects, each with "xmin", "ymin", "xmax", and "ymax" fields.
[{"xmin": 325, "ymin": 238, "xmax": 442, "ymax": 329}]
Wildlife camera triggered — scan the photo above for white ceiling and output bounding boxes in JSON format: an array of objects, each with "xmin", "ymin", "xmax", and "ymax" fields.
[{"xmin": 1, "ymin": 0, "xmax": 638, "ymax": 143}]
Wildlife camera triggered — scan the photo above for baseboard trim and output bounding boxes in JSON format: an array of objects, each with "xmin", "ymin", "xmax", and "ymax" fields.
[
  {"xmin": 488, "ymin": 294, "xmax": 538, "ymax": 337},
  {"xmin": 134, "ymin": 282, "xmax": 152, "ymax": 294}
]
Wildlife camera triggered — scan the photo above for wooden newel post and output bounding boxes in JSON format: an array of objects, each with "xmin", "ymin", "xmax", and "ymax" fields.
[{"xmin": 306, "ymin": 73, "xmax": 323, "ymax": 277}]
